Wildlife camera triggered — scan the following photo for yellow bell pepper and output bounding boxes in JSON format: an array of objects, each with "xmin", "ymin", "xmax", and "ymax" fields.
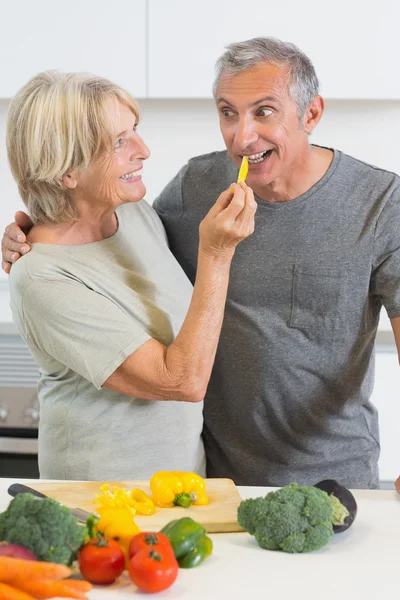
[
  {"xmin": 95, "ymin": 505, "xmax": 141, "ymax": 567},
  {"xmin": 150, "ymin": 471, "xmax": 209, "ymax": 508}
]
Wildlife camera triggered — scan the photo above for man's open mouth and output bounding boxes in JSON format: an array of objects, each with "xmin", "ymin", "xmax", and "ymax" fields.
[{"xmin": 244, "ymin": 150, "xmax": 273, "ymax": 165}]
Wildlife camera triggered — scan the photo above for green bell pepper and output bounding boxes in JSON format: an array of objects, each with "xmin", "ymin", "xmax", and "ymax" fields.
[
  {"xmin": 160, "ymin": 517, "xmax": 206, "ymax": 560},
  {"xmin": 178, "ymin": 535, "xmax": 213, "ymax": 568}
]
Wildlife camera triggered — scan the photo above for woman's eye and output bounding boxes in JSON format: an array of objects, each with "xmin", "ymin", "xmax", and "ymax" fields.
[
  {"xmin": 258, "ymin": 108, "xmax": 273, "ymax": 117},
  {"xmin": 114, "ymin": 138, "xmax": 124, "ymax": 149}
]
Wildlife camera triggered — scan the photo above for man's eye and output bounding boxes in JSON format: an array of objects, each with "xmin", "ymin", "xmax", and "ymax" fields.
[
  {"xmin": 258, "ymin": 108, "xmax": 273, "ymax": 117},
  {"xmin": 221, "ymin": 109, "xmax": 234, "ymax": 118}
]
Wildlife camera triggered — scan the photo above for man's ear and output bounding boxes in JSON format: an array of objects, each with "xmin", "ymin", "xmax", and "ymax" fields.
[
  {"xmin": 59, "ymin": 172, "xmax": 78, "ymax": 189},
  {"xmin": 303, "ymin": 95, "xmax": 325, "ymax": 134}
]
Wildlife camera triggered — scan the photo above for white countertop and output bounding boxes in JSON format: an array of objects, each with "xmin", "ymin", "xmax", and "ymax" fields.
[{"xmin": 0, "ymin": 479, "xmax": 398, "ymax": 599}]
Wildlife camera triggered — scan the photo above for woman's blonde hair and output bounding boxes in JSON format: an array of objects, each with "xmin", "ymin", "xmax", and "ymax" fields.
[{"xmin": 6, "ymin": 71, "xmax": 140, "ymax": 224}]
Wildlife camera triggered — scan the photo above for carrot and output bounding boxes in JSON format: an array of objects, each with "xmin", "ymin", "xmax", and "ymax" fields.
[
  {"xmin": 11, "ymin": 578, "xmax": 92, "ymax": 599},
  {"xmin": 0, "ymin": 556, "xmax": 71, "ymax": 582},
  {"xmin": 0, "ymin": 582, "xmax": 36, "ymax": 600}
]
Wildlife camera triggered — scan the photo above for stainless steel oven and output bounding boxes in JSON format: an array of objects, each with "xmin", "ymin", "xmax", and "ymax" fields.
[{"xmin": 0, "ymin": 326, "xmax": 40, "ymax": 478}]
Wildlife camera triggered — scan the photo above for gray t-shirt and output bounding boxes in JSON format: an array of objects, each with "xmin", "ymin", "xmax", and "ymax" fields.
[
  {"xmin": 153, "ymin": 146, "xmax": 400, "ymax": 489},
  {"xmin": 9, "ymin": 200, "xmax": 205, "ymax": 480}
]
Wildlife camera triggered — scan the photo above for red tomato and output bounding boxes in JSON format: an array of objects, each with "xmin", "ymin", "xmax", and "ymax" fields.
[
  {"xmin": 129, "ymin": 531, "xmax": 174, "ymax": 559},
  {"xmin": 78, "ymin": 537, "xmax": 125, "ymax": 585},
  {"xmin": 129, "ymin": 547, "xmax": 178, "ymax": 593}
]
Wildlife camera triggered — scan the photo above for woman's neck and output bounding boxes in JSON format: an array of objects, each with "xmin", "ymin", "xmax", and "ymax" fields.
[{"xmin": 27, "ymin": 208, "xmax": 118, "ymax": 246}]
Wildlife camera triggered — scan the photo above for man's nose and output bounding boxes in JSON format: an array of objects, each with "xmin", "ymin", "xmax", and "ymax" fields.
[{"xmin": 235, "ymin": 118, "xmax": 258, "ymax": 149}]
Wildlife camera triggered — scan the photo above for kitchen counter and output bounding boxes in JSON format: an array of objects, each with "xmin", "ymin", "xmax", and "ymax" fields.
[{"xmin": 0, "ymin": 479, "xmax": 399, "ymax": 599}]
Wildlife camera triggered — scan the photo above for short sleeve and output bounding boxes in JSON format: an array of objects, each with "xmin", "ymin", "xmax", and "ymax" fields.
[
  {"xmin": 371, "ymin": 185, "xmax": 400, "ymax": 319},
  {"xmin": 19, "ymin": 278, "xmax": 151, "ymax": 389}
]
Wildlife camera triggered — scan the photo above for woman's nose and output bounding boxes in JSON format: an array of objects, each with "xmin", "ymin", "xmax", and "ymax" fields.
[{"xmin": 131, "ymin": 134, "xmax": 151, "ymax": 161}]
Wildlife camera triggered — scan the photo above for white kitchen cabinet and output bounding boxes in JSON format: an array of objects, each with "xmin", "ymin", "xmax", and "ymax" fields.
[
  {"xmin": 373, "ymin": 351, "xmax": 400, "ymax": 483},
  {"xmin": 0, "ymin": 0, "xmax": 146, "ymax": 98},
  {"xmin": 148, "ymin": 0, "xmax": 400, "ymax": 99}
]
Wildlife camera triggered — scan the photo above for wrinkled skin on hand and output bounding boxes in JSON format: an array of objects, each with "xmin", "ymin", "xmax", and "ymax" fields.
[{"xmin": 1, "ymin": 211, "xmax": 32, "ymax": 273}]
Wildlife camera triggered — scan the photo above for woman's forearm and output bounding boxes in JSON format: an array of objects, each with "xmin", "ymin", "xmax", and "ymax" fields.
[{"xmin": 163, "ymin": 246, "xmax": 234, "ymax": 400}]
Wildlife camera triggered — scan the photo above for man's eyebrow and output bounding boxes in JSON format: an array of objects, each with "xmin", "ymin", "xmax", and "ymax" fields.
[{"xmin": 217, "ymin": 96, "xmax": 280, "ymax": 107}]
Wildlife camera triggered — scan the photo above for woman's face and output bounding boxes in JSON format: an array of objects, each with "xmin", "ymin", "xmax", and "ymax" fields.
[{"xmin": 75, "ymin": 100, "xmax": 150, "ymax": 209}]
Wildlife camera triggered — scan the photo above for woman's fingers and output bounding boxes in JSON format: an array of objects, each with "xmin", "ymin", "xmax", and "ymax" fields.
[
  {"xmin": 199, "ymin": 182, "xmax": 256, "ymax": 255},
  {"xmin": 234, "ymin": 183, "xmax": 257, "ymax": 232}
]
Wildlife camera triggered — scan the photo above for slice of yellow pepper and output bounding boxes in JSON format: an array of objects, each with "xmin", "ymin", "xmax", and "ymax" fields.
[
  {"xmin": 237, "ymin": 155, "xmax": 249, "ymax": 183},
  {"xmin": 130, "ymin": 488, "xmax": 156, "ymax": 516},
  {"xmin": 150, "ymin": 470, "xmax": 209, "ymax": 508},
  {"xmin": 94, "ymin": 483, "xmax": 155, "ymax": 515}
]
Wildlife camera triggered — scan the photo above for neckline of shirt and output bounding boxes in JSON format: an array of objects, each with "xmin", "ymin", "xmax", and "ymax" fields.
[{"xmin": 252, "ymin": 145, "xmax": 342, "ymax": 210}]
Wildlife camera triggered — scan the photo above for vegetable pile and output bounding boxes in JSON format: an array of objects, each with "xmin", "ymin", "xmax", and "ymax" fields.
[
  {"xmin": 79, "ymin": 515, "xmax": 212, "ymax": 593},
  {"xmin": 238, "ymin": 481, "xmax": 357, "ymax": 553}
]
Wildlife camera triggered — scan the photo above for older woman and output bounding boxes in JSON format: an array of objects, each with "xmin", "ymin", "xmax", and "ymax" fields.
[{"xmin": 6, "ymin": 71, "xmax": 256, "ymax": 480}]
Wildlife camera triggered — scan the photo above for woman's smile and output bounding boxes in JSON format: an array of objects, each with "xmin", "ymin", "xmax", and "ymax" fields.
[{"xmin": 119, "ymin": 167, "xmax": 143, "ymax": 183}]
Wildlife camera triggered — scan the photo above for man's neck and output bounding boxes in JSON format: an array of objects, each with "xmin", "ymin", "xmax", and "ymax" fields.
[{"xmin": 253, "ymin": 146, "xmax": 334, "ymax": 203}]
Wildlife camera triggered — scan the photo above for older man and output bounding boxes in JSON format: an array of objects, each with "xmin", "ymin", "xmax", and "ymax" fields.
[{"xmin": 3, "ymin": 37, "xmax": 400, "ymax": 488}]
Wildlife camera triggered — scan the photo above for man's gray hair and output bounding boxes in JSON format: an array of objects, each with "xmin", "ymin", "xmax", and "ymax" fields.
[{"xmin": 213, "ymin": 37, "xmax": 320, "ymax": 117}]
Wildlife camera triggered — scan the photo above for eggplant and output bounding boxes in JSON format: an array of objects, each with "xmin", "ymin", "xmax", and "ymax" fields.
[{"xmin": 314, "ymin": 479, "xmax": 357, "ymax": 533}]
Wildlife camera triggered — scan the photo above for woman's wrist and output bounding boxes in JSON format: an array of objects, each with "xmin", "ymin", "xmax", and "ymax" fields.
[{"xmin": 198, "ymin": 243, "xmax": 235, "ymax": 264}]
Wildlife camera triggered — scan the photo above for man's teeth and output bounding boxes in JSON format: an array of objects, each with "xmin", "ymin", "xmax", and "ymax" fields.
[
  {"xmin": 120, "ymin": 168, "xmax": 143, "ymax": 180},
  {"xmin": 245, "ymin": 151, "xmax": 270, "ymax": 164}
]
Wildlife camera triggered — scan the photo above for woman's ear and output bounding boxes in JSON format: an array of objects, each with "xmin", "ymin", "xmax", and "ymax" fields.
[{"xmin": 59, "ymin": 172, "xmax": 78, "ymax": 189}]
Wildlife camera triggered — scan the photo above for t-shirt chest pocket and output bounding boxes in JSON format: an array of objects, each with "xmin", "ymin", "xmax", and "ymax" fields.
[{"xmin": 289, "ymin": 264, "xmax": 348, "ymax": 340}]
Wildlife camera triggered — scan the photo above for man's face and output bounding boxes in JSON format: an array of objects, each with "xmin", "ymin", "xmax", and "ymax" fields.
[{"xmin": 216, "ymin": 63, "xmax": 310, "ymax": 192}]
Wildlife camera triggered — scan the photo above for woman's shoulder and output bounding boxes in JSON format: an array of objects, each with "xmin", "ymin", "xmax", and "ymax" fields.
[{"xmin": 117, "ymin": 200, "xmax": 168, "ymax": 243}]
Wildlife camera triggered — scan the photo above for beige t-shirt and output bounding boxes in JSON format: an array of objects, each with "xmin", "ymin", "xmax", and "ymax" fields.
[{"xmin": 9, "ymin": 200, "xmax": 205, "ymax": 480}]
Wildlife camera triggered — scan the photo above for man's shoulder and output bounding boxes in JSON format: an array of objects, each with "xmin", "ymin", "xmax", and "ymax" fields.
[
  {"xmin": 185, "ymin": 149, "xmax": 231, "ymax": 173},
  {"xmin": 338, "ymin": 149, "xmax": 400, "ymax": 187},
  {"xmin": 154, "ymin": 150, "xmax": 234, "ymax": 215}
]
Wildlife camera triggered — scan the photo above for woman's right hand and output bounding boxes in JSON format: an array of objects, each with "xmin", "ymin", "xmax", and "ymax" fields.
[
  {"xmin": 1, "ymin": 211, "xmax": 33, "ymax": 273},
  {"xmin": 199, "ymin": 182, "xmax": 257, "ymax": 259}
]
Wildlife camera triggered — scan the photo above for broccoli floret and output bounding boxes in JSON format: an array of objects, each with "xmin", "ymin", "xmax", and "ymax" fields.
[
  {"xmin": 238, "ymin": 496, "xmax": 270, "ymax": 536},
  {"xmin": 0, "ymin": 493, "xmax": 88, "ymax": 565},
  {"xmin": 238, "ymin": 483, "xmax": 335, "ymax": 553}
]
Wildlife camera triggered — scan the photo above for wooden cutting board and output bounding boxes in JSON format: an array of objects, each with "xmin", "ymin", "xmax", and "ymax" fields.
[{"xmin": 30, "ymin": 478, "xmax": 244, "ymax": 533}]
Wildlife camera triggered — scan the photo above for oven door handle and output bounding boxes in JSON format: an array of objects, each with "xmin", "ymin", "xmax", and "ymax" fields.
[{"xmin": 0, "ymin": 437, "xmax": 38, "ymax": 455}]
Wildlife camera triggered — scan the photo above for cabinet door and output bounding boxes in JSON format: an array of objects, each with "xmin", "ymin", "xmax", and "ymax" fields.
[
  {"xmin": 148, "ymin": 0, "xmax": 400, "ymax": 99},
  {"xmin": 372, "ymin": 352, "xmax": 400, "ymax": 483},
  {"xmin": 0, "ymin": 0, "xmax": 146, "ymax": 98}
]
